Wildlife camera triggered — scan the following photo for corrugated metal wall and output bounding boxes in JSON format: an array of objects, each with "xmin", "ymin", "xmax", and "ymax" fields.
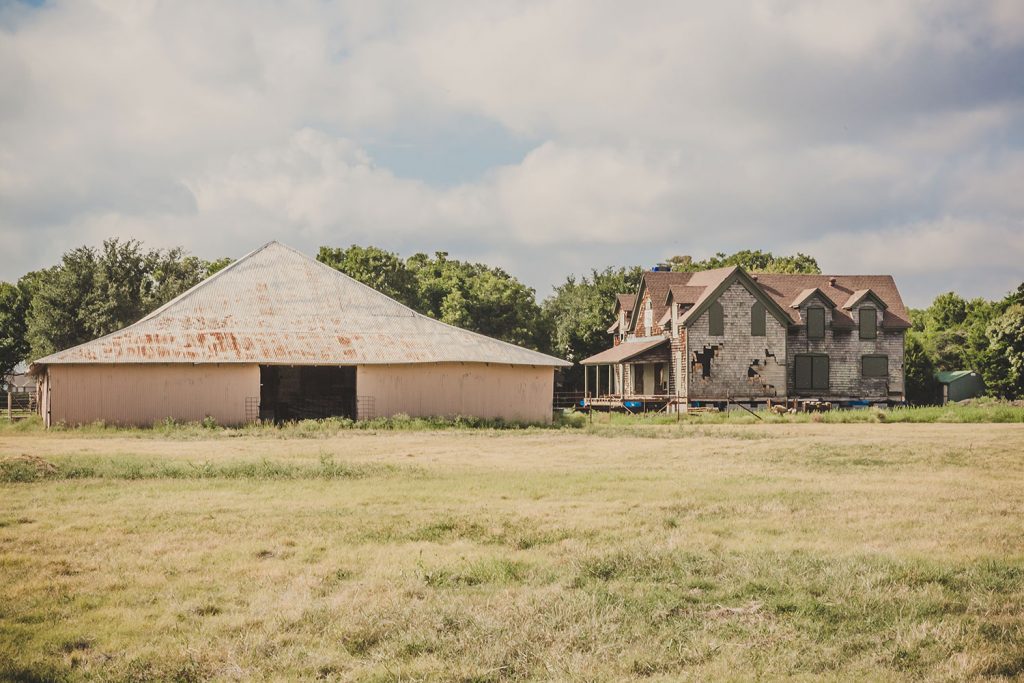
[
  {"xmin": 357, "ymin": 363, "xmax": 555, "ymax": 423},
  {"xmin": 45, "ymin": 364, "xmax": 259, "ymax": 427}
]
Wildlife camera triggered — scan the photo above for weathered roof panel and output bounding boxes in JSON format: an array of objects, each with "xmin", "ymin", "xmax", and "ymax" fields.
[{"xmin": 33, "ymin": 242, "xmax": 570, "ymax": 367}]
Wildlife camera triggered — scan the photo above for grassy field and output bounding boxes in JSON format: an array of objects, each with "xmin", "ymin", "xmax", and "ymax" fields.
[{"xmin": 2, "ymin": 422, "xmax": 1024, "ymax": 681}]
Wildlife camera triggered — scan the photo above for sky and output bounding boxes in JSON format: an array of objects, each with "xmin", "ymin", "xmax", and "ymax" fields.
[{"xmin": 1, "ymin": 1, "xmax": 1023, "ymax": 308}]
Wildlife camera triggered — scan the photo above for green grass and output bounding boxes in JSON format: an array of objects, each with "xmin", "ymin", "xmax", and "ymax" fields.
[
  {"xmin": 0, "ymin": 452, "xmax": 405, "ymax": 483},
  {"xmin": 1, "ymin": 423, "xmax": 1023, "ymax": 680},
  {"xmin": 2, "ymin": 401, "xmax": 1022, "ymax": 441}
]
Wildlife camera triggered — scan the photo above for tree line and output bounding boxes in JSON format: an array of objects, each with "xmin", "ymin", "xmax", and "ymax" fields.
[
  {"xmin": 1, "ymin": 240, "xmax": 1020, "ymax": 404},
  {"xmin": 905, "ymin": 288, "xmax": 1024, "ymax": 402}
]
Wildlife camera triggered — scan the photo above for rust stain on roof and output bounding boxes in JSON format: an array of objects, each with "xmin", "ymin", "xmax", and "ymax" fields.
[{"xmin": 34, "ymin": 242, "xmax": 570, "ymax": 368}]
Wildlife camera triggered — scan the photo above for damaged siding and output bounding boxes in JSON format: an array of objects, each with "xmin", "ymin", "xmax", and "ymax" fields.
[
  {"xmin": 786, "ymin": 298, "xmax": 904, "ymax": 398},
  {"xmin": 631, "ymin": 289, "xmax": 665, "ymax": 338},
  {"xmin": 686, "ymin": 282, "xmax": 786, "ymax": 400}
]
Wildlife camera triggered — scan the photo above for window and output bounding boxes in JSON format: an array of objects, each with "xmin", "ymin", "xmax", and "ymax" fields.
[
  {"xmin": 806, "ymin": 307, "xmax": 825, "ymax": 339},
  {"xmin": 794, "ymin": 354, "xmax": 829, "ymax": 391},
  {"xmin": 859, "ymin": 307, "xmax": 877, "ymax": 339},
  {"xmin": 709, "ymin": 301, "xmax": 724, "ymax": 336},
  {"xmin": 751, "ymin": 301, "xmax": 766, "ymax": 337},
  {"xmin": 862, "ymin": 355, "xmax": 888, "ymax": 377}
]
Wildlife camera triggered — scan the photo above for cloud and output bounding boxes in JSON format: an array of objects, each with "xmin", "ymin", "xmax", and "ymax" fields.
[{"xmin": 0, "ymin": 0, "xmax": 1022, "ymax": 308}]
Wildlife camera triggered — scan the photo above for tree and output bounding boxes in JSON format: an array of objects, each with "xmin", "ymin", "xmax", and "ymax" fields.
[
  {"xmin": 903, "ymin": 331, "xmax": 940, "ymax": 405},
  {"xmin": 985, "ymin": 304, "xmax": 1024, "ymax": 399},
  {"xmin": 143, "ymin": 248, "xmax": 221, "ymax": 309},
  {"xmin": 927, "ymin": 292, "xmax": 968, "ymax": 329},
  {"xmin": 911, "ymin": 283, "xmax": 1024, "ymax": 400},
  {"xmin": 317, "ymin": 246, "xmax": 548, "ymax": 350},
  {"xmin": 406, "ymin": 252, "xmax": 548, "ymax": 350},
  {"xmin": 542, "ymin": 266, "xmax": 644, "ymax": 389},
  {"xmin": 82, "ymin": 239, "xmax": 151, "ymax": 339},
  {"xmin": 25, "ymin": 248, "xmax": 98, "ymax": 360},
  {"xmin": 24, "ymin": 239, "xmax": 231, "ymax": 360},
  {"xmin": 204, "ymin": 257, "xmax": 235, "ymax": 277},
  {"xmin": 668, "ymin": 249, "xmax": 821, "ymax": 274},
  {"xmin": 0, "ymin": 282, "xmax": 29, "ymax": 379},
  {"xmin": 317, "ymin": 245, "xmax": 420, "ymax": 309}
]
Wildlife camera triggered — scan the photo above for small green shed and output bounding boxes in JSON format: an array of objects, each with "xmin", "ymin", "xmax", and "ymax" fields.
[{"xmin": 937, "ymin": 370, "xmax": 986, "ymax": 404}]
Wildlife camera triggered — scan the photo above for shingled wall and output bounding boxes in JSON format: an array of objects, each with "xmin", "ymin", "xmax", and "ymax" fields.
[
  {"xmin": 786, "ymin": 295, "xmax": 904, "ymax": 398},
  {"xmin": 685, "ymin": 281, "xmax": 787, "ymax": 400}
]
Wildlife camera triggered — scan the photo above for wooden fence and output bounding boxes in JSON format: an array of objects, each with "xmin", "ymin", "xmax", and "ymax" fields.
[
  {"xmin": 553, "ymin": 392, "xmax": 586, "ymax": 410},
  {"xmin": 6, "ymin": 392, "xmax": 36, "ymax": 421}
]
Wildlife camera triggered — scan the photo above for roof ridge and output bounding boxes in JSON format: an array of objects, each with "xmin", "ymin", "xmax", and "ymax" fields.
[
  {"xmin": 134, "ymin": 240, "xmax": 278, "ymax": 325},
  {"xmin": 294, "ymin": 243, "xmax": 564, "ymax": 364}
]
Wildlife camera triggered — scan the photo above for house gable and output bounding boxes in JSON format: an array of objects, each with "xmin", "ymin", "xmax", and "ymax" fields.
[{"xmin": 679, "ymin": 268, "xmax": 792, "ymax": 331}]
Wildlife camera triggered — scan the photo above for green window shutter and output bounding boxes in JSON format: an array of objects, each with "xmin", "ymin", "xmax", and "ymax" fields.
[
  {"xmin": 859, "ymin": 307, "xmax": 877, "ymax": 339},
  {"xmin": 812, "ymin": 355, "xmax": 830, "ymax": 390},
  {"xmin": 807, "ymin": 307, "xmax": 825, "ymax": 339},
  {"xmin": 751, "ymin": 302, "xmax": 766, "ymax": 337},
  {"xmin": 795, "ymin": 355, "xmax": 813, "ymax": 390},
  {"xmin": 709, "ymin": 301, "xmax": 724, "ymax": 336},
  {"xmin": 862, "ymin": 355, "xmax": 888, "ymax": 377}
]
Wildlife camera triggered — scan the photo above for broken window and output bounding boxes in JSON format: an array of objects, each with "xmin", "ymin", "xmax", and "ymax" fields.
[
  {"xmin": 751, "ymin": 301, "xmax": 766, "ymax": 337},
  {"xmin": 709, "ymin": 301, "xmax": 724, "ymax": 336},
  {"xmin": 806, "ymin": 307, "xmax": 825, "ymax": 339},
  {"xmin": 859, "ymin": 307, "xmax": 877, "ymax": 339},
  {"xmin": 794, "ymin": 354, "xmax": 829, "ymax": 391},
  {"xmin": 692, "ymin": 345, "xmax": 718, "ymax": 379},
  {"xmin": 862, "ymin": 354, "xmax": 888, "ymax": 377}
]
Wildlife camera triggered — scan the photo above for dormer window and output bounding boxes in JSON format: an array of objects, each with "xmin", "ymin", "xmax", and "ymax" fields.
[
  {"xmin": 859, "ymin": 307, "xmax": 877, "ymax": 339},
  {"xmin": 806, "ymin": 307, "xmax": 825, "ymax": 339}
]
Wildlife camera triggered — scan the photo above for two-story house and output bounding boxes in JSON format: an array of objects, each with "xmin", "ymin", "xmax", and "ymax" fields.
[{"xmin": 582, "ymin": 266, "xmax": 910, "ymax": 409}]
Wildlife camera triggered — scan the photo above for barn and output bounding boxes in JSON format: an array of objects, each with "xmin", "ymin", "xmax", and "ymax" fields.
[{"xmin": 30, "ymin": 242, "xmax": 569, "ymax": 426}]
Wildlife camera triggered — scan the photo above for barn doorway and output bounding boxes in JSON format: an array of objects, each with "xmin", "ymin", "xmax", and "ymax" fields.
[{"xmin": 259, "ymin": 366, "xmax": 357, "ymax": 422}]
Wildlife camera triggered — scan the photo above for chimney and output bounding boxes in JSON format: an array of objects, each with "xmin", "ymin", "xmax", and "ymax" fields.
[{"xmin": 828, "ymin": 277, "xmax": 837, "ymax": 287}]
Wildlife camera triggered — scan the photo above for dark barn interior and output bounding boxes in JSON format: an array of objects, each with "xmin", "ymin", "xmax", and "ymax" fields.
[{"xmin": 259, "ymin": 365, "xmax": 356, "ymax": 422}]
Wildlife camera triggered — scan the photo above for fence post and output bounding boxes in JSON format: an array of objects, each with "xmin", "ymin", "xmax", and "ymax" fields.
[{"xmin": 7, "ymin": 391, "xmax": 11, "ymax": 422}]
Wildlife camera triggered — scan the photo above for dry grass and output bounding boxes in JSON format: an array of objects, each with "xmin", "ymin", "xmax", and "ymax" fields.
[{"xmin": 1, "ymin": 424, "xmax": 1023, "ymax": 681}]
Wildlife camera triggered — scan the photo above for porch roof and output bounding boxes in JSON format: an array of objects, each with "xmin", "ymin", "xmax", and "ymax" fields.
[{"xmin": 579, "ymin": 337, "xmax": 668, "ymax": 365}]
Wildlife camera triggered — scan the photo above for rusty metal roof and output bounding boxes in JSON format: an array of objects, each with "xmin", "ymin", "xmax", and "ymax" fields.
[{"xmin": 33, "ymin": 242, "xmax": 570, "ymax": 367}]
